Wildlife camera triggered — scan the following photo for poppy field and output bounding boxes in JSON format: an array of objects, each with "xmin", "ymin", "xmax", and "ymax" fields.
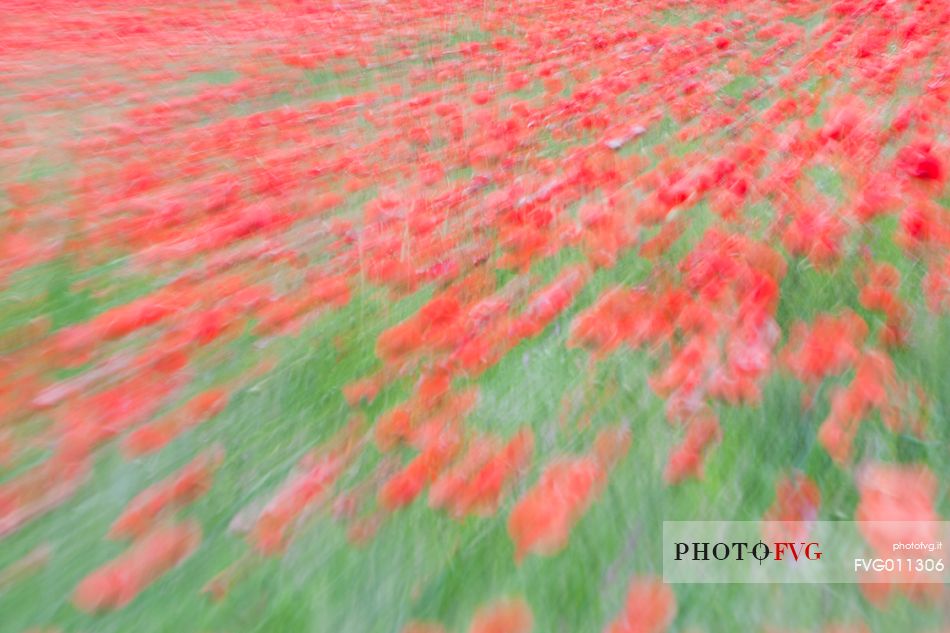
[{"xmin": 1, "ymin": 0, "xmax": 949, "ymax": 631}]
